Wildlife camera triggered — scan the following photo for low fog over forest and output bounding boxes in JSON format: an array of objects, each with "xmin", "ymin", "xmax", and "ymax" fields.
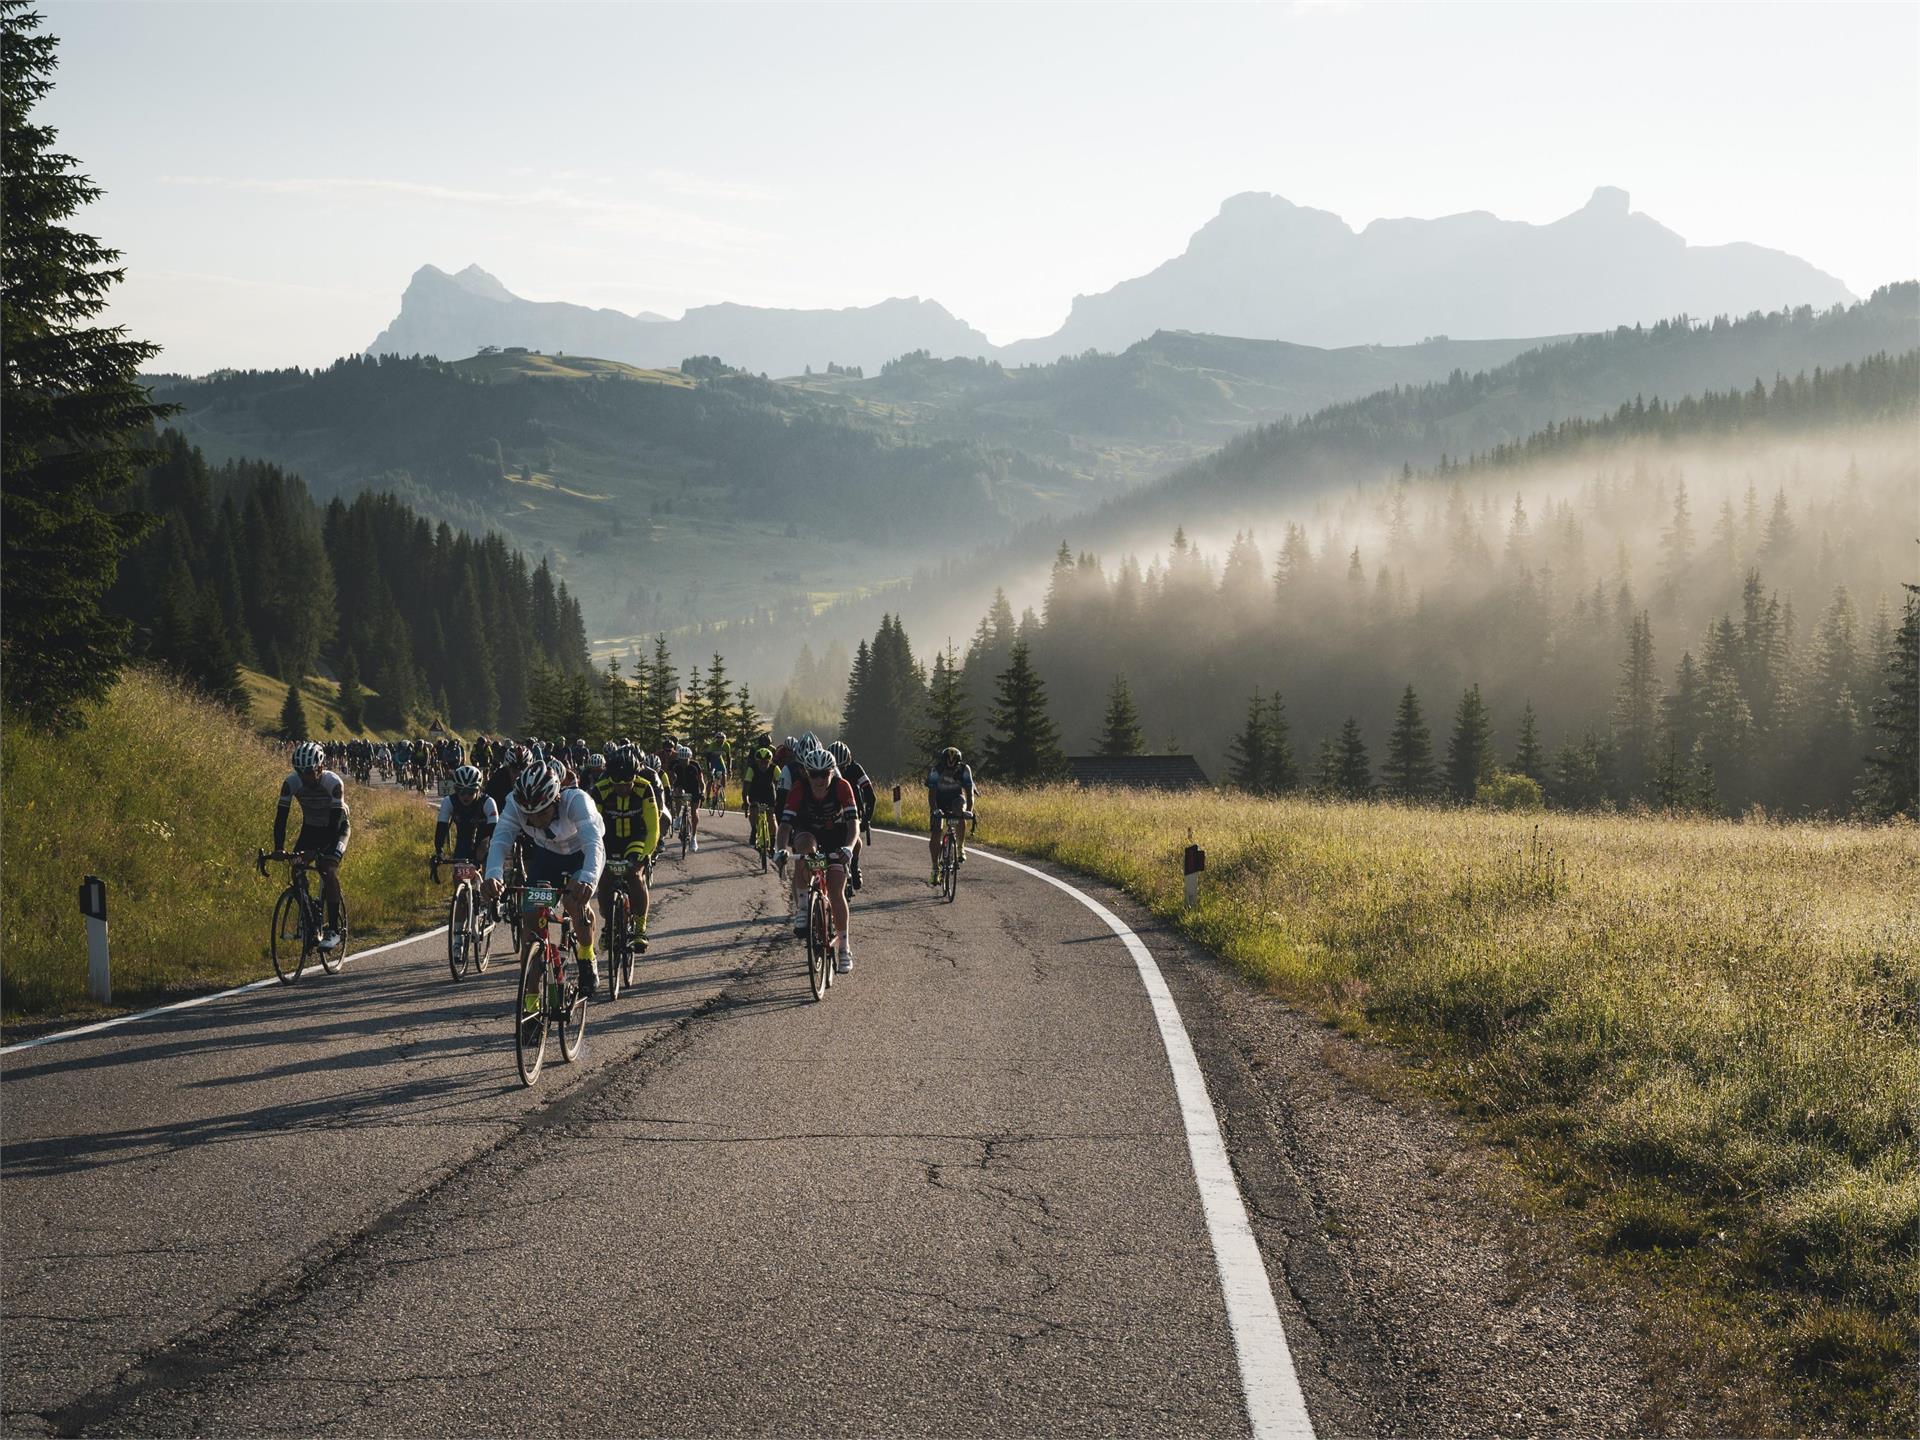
[{"xmin": 796, "ymin": 368, "xmax": 1916, "ymax": 817}]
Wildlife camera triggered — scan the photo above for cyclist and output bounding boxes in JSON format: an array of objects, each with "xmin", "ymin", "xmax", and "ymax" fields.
[
  {"xmin": 582, "ymin": 751, "xmax": 608, "ymax": 791},
  {"xmin": 703, "ymin": 732, "xmax": 731, "ymax": 809},
  {"xmin": 433, "ymin": 764, "xmax": 498, "ymax": 868},
  {"xmin": 926, "ymin": 746, "xmax": 975, "ymax": 885},
  {"xmin": 591, "ymin": 749, "xmax": 660, "ymax": 954},
  {"xmin": 482, "ymin": 760, "xmax": 608, "ymax": 996},
  {"xmin": 484, "ymin": 743, "xmax": 529, "ymax": 810},
  {"xmin": 742, "ymin": 741, "xmax": 782, "ymax": 854},
  {"xmin": 272, "ymin": 740, "xmax": 351, "ymax": 950},
  {"xmin": 666, "ymin": 744, "xmax": 706, "ymax": 852},
  {"xmin": 828, "ymin": 740, "xmax": 876, "ymax": 892},
  {"xmin": 434, "ymin": 763, "xmax": 499, "ymax": 940},
  {"xmin": 776, "ymin": 746, "xmax": 859, "ymax": 972}
]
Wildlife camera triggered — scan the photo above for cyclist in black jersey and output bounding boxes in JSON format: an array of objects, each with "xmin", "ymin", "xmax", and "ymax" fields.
[
  {"xmin": 273, "ymin": 741, "xmax": 351, "ymax": 949},
  {"xmin": 591, "ymin": 750, "xmax": 661, "ymax": 952},
  {"xmin": 827, "ymin": 740, "xmax": 876, "ymax": 892},
  {"xmin": 666, "ymin": 746, "xmax": 706, "ymax": 852},
  {"xmin": 433, "ymin": 765, "xmax": 498, "ymax": 866}
]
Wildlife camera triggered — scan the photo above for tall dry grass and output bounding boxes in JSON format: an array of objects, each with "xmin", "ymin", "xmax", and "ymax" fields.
[
  {"xmin": 2, "ymin": 668, "xmax": 440, "ymax": 1022},
  {"xmin": 886, "ymin": 784, "xmax": 1919, "ymax": 1432}
]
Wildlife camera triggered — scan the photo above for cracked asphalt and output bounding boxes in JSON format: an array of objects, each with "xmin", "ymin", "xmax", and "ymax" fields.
[{"xmin": 3, "ymin": 816, "xmax": 1262, "ymax": 1436}]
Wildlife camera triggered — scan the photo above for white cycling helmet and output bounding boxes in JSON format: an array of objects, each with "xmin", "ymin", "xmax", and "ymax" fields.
[
  {"xmin": 828, "ymin": 740, "xmax": 852, "ymax": 772},
  {"xmin": 452, "ymin": 763, "xmax": 482, "ymax": 793},
  {"xmin": 802, "ymin": 746, "xmax": 835, "ymax": 776},
  {"xmin": 514, "ymin": 762, "xmax": 562, "ymax": 812},
  {"xmin": 292, "ymin": 741, "xmax": 324, "ymax": 773}
]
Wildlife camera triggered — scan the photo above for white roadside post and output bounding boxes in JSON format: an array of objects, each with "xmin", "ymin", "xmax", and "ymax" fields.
[
  {"xmin": 1183, "ymin": 839, "xmax": 1205, "ymax": 909},
  {"xmin": 79, "ymin": 875, "xmax": 109, "ymax": 1003},
  {"xmin": 892, "ymin": 784, "xmax": 902, "ymax": 826}
]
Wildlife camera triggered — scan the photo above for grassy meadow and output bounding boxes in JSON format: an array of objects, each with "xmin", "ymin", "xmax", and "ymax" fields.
[
  {"xmin": 1, "ymin": 669, "xmax": 443, "ymax": 1026},
  {"xmin": 884, "ymin": 785, "xmax": 1919, "ymax": 1434}
]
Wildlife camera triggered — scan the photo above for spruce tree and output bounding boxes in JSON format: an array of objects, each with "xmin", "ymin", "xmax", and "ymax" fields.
[
  {"xmin": 1262, "ymin": 694, "xmax": 1299, "ymax": 793},
  {"xmin": 1, "ymin": 6, "xmax": 175, "ymax": 732},
  {"xmin": 1333, "ymin": 717, "xmax": 1373, "ymax": 800},
  {"xmin": 643, "ymin": 635, "xmax": 676, "ymax": 745},
  {"xmin": 1612, "ymin": 612, "xmax": 1658, "ymax": 798},
  {"xmin": 983, "ymin": 639, "xmax": 1064, "ymax": 783},
  {"xmin": 337, "ymin": 649, "xmax": 365, "ymax": 732},
  {"xmin": 1227, "ymin": 690, "xmax": 1271, "ymax": 792},
  {"xmin": 699, "ymin": 652, "xmax": 732, "ymax": 744},
  {"xmin": 1098, "ymin": 674, "xmax": 1145, "ymax": 757},
  {"xmin": 1383, "ymin": 684, "xmax": 1437, "ymax": 800},
  {"xmin": 919, "ymin": 641, "xmax": 973, "ymax": 764},
  {"xmin": 1312, "ymin": 733, "xmax": 1341, "ymax": 794},
  {"xmin": 1445, "ymin": 684, "xmax": 1495, "ymax": 802},
  {"xmin": 279, "ymin": 681, "xmax": 310, "ymax": 742},
  {"xmin": 1862, "ymin": 582, "xmax": 1919, "ymax": 819},
  {"xmin": 1511, "ymin": 701, "xmax": 1546, "ymax": 782}
]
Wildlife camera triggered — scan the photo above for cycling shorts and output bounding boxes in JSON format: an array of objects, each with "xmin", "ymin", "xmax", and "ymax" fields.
[
  {"xmin": 295, "ymin": 823, "xmax": 348, "ymax": 861},
  {"xmin": 523, "ymin": 846, "xmax": 592, "ymax": 888},
  {"xmin": 929, "ymin": 793, "xmax": 969, "ymax": 820}
]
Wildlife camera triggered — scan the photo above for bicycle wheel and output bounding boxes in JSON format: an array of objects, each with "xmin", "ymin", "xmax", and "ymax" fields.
[
  {"xmin": 515, "ymin": 944, "xmax": 548, "ymax": 1086},
  {"xmin": 807, "ymin": 890, "xmax": 829, "ymax": 1002},
  {"xmin": 680, "ymin": 813, "xmax": 690, "ymax": 861},
  {"xmin": 449, "ymin": 883, "xmax": 475, "ymax": 981},
  {"xmin": 605, "ymin": 897, "xmax": 628, "ymax": 1002},
  {"xmin": 270, "ymin": 889, "xmax": 306, "ymax": 984},
  {"xmin": 944, "ymin": 841, "xmax": 959, "ymax": 903},
  {"xmin": 558, "ymin": 943, "xmax": 587, "ymax": 1063},
  {"xmin": 320, "ymin": 900, "xmax": 350, "ymax": 974}
]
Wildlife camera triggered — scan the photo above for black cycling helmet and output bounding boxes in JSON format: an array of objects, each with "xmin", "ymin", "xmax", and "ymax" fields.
[{"xmin": 606, "ymin": 751, "xmax": 637, "ymax": 783}]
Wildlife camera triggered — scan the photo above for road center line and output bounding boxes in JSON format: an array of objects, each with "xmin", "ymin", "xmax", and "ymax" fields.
[
  {"xmin": 871, "ymin": 826, "xmax": 1316, "ymax": 1440},
  {"xmin": 0, "ymin": 927, "xmax": 449, "ymax": 1058}
]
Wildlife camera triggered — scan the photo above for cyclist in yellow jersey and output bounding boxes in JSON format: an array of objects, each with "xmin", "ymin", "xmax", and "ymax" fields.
[{"xmin": 591, "ymin": 749, "xmax": 661, "ymax": 951}]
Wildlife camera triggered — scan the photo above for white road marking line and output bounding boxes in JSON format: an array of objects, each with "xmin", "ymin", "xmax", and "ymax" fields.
[
  {"xmin": 871, "ymin": 826, "xmax": 1316, "ymax": 1440},
  {"xmin": 0, "ymin": 927, "xmax": 449, "ymax": 1058}
]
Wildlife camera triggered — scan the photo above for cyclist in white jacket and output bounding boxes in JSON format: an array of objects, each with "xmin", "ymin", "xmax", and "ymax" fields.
[{"xmin": 482, "ymin": 760, "xmax": 609, "ymax": 994}]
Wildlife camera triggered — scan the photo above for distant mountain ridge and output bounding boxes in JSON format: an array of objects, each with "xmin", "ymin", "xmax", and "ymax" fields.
[
  {"xmin": 997, "ymin": 187, "xmax": 1856, "ymax": 360},
  {"xmin": 366, "ymin": 188, "xmax": 1855, "ymax": 376},
  {"xmin": 368, "ymin": 263, "xmax": 993, "ymax": 379}
]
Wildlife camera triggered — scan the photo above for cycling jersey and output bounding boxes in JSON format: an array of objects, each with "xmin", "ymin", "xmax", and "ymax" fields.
[
  {"xmin": 274, "ymin": 770, "xmax": 351, "ymax": 857},
  {"xmin": 485, "ymin": 787, "xmax": 605, "ymax": 887},
  {"xmin": 782, "ymin": 775, "xmax": 858, "ymax": 849},
  {"xmin": 668, "ymin": 760, "xmax": 705, "ymax": 801},
  {"xmin": 591, "ymin": 776, "xmax": 661, "ymax": 857},
  {"xmin": 435, "ymin": 793, "xmax": 499, "ymax": 863},
  {"xmin": 743, "ymin": 760, "xmax": 782, "ymax": 808},
  {"xmin": 840, "ymin": 760, "xmax": 877, "ymax": 822},
  {"xmin": 927, "ymin": 763, "xmax": 974, "ymax": 816}
]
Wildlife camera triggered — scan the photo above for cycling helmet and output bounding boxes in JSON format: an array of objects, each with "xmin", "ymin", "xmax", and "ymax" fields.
[
  {"xmin": 514, "ymin": 762, "xmax": 562, "ymax": 812},
  {"xmin": 675, "ymin": 744, "xmax": 693, "ymax": 761},
  {"xmin": 606, "ymin": 751, "xmax": 637, "ymax": 783},
  {"xmin": 829, "ymin": 740, "xmax": 852, "ymax": 771},
  {"xmin": 942, "ymin": 746, "xmax": 962, "ymax": 765},
  {"xmin": 802, "ymin": 746, "xmax": 835, "ymax": 776},
  {"xmin": 799, "ymin": 731, "xmax": 819, "ymax": 753},
  {"xmin": 711, "ymin": 732, "xmax": 725, "ymax": 745},
  {"xmin": 783, "ymin": 736, "xmax": 798, "ymax": 752},
  {"xmin": 585, "ymin": 752, "xmax": 606, "ymax": 773},
  {"xmin": 452, "ymin": 763, "xmax": 482, "ymax": 794},
  {"xmin": 293, "ymin": 741, "xmax": 324, "ymax": 773}
]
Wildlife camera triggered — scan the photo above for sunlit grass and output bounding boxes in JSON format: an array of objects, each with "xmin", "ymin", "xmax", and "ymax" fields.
[
  {"xmin": 886, "ymin": 784, "xmax": 1920, "ymax": 1433},
  {"xmin": 2, "ymin": 668, "xmax": 441, "ymax": 1024}
]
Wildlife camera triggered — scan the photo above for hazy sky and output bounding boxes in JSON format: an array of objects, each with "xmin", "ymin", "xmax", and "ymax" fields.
[{"xmin": 40, "ymin": 0, "xmax": 1920, "ymax": 374}]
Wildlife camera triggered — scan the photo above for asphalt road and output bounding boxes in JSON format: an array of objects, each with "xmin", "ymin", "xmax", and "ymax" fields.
[{"xmin": 0, "ymin": 812, "xmax": 1327, "ymax": 1437}]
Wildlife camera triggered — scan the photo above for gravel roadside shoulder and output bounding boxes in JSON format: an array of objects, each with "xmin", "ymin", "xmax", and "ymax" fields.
[{"xmin": 1022, "ymin": 853, "xmax": 1730, "ymax": 1439}]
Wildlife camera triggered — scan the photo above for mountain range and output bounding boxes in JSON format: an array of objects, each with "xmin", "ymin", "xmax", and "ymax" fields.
[{"xmin": 367, "ymin": 188, "xmax": 1853, "ymax": 376}]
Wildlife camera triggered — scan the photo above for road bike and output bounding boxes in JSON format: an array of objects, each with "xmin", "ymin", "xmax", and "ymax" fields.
[
  {"xmin": 598, "ymin": 857, "xmax": 642, "ymax": 1001},
  {"xmin": 432, "ymin": 855, "xmax": 498, "ymax": 981},
  {"xmin": 748, "ymin": 801, "xmax": 777, "ymax": 872},
  {"xmin": 799, "ymin": 849, "xmax": 841, "ymax": 1002},
  {"xmin": 706, "ymin": 770, "xmax": 726, "ymax": 817},
  {"xmin": 512, "ymin": 880, "xmax": 586, "ymax": 1086},
  {"xmin": 673, "ymin": 792, "xmax": 695, "ymax": 860},
  {"xmin": 256, "ymin": 848, "xmax": 349, "ymax": 983},
  {"xmin": 934, "ymin": 812, "xmax": 975, "ymax": 903}
]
